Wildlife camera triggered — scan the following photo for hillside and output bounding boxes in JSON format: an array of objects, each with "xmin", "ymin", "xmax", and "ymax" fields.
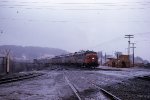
[{"xmin": 0, "ymin": 45, "xmax": 68, "ymax": 61}]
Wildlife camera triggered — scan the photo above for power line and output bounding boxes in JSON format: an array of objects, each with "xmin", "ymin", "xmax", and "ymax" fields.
[
  {"xmin": 1, "ymin": 1, "xmax": 150, "ymax": 10},
  {"xmin": 133, "ymin": 32, "xmax": 150, "ymax": 35},
  {"xmin": 87, "ymin": 36, "xmax": 123, "ymax": 50}
]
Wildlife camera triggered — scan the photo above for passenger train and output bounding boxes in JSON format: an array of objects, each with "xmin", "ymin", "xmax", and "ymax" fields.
[{"xmin": 49, "ymin": 50, "xmax": 99, "ymax": 68}]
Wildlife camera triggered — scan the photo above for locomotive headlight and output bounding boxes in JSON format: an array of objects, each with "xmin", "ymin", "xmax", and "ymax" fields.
[{"xmin": 92, "ymin": 57, "xmax": 95, "ymax": 60}]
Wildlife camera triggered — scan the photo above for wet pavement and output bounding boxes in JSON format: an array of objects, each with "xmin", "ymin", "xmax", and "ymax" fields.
[{"xmin": 0, "ymin": 66, "xmax": 150, "ymax": 100}]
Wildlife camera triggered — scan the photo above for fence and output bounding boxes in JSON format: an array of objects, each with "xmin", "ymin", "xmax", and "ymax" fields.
[
  {"xmin": 0, "ymin": 57, "xmax": 6, "ymax": 74},
  {"xmin": 0, "ymin": 57, "xmax": 47, "ymax": 74}
]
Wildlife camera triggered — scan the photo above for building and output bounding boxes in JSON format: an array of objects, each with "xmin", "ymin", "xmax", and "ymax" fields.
[{"xmin": 105, "ymin": 55, "xmax": 130, "ymax": 68}]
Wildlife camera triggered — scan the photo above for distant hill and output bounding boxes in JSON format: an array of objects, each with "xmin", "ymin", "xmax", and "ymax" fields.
[
  {"xmin": 134, "ymin": 56, "xmax": 149, "ymax": 64},
  {"xmin": 0, "ymin": 45, "xmax": 68, "ymax": 61}
]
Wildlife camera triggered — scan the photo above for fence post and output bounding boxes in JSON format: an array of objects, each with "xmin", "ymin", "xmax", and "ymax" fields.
[{"xmin": 6, "ymin": 55, "xmax": 10, "ymax": 74}]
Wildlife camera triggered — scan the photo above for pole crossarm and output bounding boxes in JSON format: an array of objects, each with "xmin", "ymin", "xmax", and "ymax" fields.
[{"xmin": 124, "ymin": 34, "xmax": 134, "ymax": 67}]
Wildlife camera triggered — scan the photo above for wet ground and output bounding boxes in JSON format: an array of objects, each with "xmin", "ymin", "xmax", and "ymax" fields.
[
  {"xmin": 0, "ymin": 66, "xmax": 150, "ymax": 100},
  {"xmin": 103, "ymin": 77, "xmax": 150, "ymax": 100}
]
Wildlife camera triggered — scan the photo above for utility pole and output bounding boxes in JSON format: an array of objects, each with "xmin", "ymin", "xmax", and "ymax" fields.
[
  {"xmin": 100, "ymin": 51, "xmax": 103, "ymax": 66},
  {"xmin": 125, "ymin": 35, "xmax": 134, "ymax": 56},
  {"xmin": 125, "ymin": 35, "xmax": 134, "ymax": 67},
  {"xmin": 105, "ymin": 53, "xmax": 106, "ymax": 64},
  {"xmin": 130, "ymin": 43, "xmax": 136, "ymax": 67},
  {"xmin": 4, "ymin": 49, "xmax": 11, "ymax": 74},
  {"xmin": 116, "ymin": 53, "xmax": 119, "ymax": 67}
]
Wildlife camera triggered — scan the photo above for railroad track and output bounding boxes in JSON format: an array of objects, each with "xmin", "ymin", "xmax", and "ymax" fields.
[
  {"xmin": 64, "ymin": 74, "xmax": 121, "ymax": 100},
  {"xmin": 0, "ymin": 73, "xmax": 44, "ymax": 84},
  {"xmin": 90, "ymin": 82, "xmax": 121, "ymax": 100},
  {"xmin": 64, "ymin": 76, "xmax": 82, "ymax": 100},
  {"xmin": 137, "ymin": 75, "xmax": 150, "ymax": 81}
]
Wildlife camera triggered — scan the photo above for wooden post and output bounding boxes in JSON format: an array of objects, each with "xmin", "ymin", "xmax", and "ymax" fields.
[
  {"xmin": 100, "ymin": 51, "xmax": 103, "ymax": 66},
  {"xmin": 5, "ymin": 49, "xmax": 11, "ymax": 74},
  {"xmin": 6, "ymin": 55, "xmax": 10, "ymax": 74}
]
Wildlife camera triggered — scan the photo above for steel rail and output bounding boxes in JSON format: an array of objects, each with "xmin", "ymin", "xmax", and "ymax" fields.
[
  {"xmin": 91, "ymin": 82, "xmax": 122, "ymax": 100},
  {"xmin": 64, "ymin": 76, "xmax": 82, "ymax": 100},
  {"xmin": 137, "ymin": 76, "xmax": 150, "ymax": 81},
  {"xmin": 77, "ymin": 72, "xmax": 121, "ymax": 100},
  {"xmin": 63, "ymin": 71, "xmax": 121, "ymax": 100},
  {"xmin": 0, "ymin": 73, "xmax": 44, "ymax": 84}
]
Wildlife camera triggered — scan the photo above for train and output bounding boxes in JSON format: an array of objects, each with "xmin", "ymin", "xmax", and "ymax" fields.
[{"xmin": 49, "ymin": 50, "xmax": 99, "ymax": 68}]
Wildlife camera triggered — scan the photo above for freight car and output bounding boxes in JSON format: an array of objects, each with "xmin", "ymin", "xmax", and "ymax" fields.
[{"xmin": 49, "ymin": 50, "xmax": 99, "ymax": 68}]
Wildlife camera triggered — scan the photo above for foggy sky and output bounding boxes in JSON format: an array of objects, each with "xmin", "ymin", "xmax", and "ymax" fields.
[{"xmin": 0, "ymin": 0, "xmax": 150, "ymax": 61}]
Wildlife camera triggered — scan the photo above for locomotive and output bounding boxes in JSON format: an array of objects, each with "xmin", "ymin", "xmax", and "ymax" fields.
[{"xmin": 49, "ymin": 50, "xmax": 99, "ymax": 68}]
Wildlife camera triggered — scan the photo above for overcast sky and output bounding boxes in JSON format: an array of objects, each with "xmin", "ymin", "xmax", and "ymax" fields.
[{"xmin": 0, "ymin": 0, "xmax": 150, "ymax": 61}]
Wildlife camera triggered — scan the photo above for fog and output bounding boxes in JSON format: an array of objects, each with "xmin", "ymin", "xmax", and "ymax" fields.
[{"xmin": 0, "ymin": 0, "xmax": 150, "ymax": 61}]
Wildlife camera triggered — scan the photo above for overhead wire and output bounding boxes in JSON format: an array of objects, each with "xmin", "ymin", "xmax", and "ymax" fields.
[
  {"xmin": 0, "ymin": 1, "xmax": 150, "ymax": 10},
  {"xmin": 0, "ymin": 1, "xmax": 150, "ymax": 42},
  {"xmin": 87, "ymin": 31, "xmax": 150, "ymax": 51}
]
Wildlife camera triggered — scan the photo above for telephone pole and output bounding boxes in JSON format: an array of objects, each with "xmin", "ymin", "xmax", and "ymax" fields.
[
  {"xmin": 125, "ymin": 35, "xmax": 134, "ymax": 56},
  {"xmin": 5, "ymin": 49, "xmax": 11, "ymax": 74},
  {"xmin": 105, "ymin": 53, "xmax": 107, "ymax": 64},
  {"xmin": 130, "ymin": 43, "xmax": 136, "ymax": 67},
  {"xmin": 125, "ymin": 35, "xmax": 134, "ymax": 67},
  {"xmin": 100, "ymin": 51, "xmax": 103, "ymax": 66}
]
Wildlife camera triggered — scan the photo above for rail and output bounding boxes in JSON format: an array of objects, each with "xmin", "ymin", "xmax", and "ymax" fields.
[
  {"xmin": 137, "ymin": 75, "xmax": 150, "ymax": 81},
  {"xmin": 63, "ymin": 71, "xmax": 121, "ymax": 100},
  {"xmin": 91, "ymin": 82, "xmax": 122, "ymax": 100},
  {"xmin": 0, "ymin": 73, "xmax": 44, "ymax": 84},
  {"xmin": 64, "ymin": 75, "xmax": 82, "ymax": 100}
]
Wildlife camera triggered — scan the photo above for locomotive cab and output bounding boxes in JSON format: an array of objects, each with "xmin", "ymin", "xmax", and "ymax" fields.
[{"xmin": 84, "ymin": 53, "xmax": 99, "ymax": 67}]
